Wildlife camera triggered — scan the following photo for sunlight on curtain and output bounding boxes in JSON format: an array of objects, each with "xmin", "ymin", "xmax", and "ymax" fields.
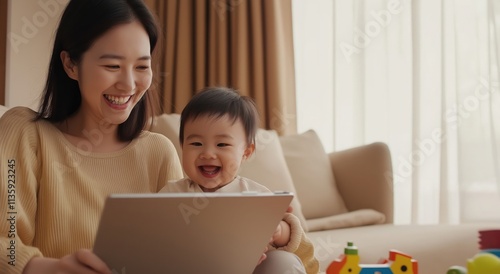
[
  {"xmin": 292, "ymin": 0, "xmax": 334, "ymax": 151},
  {"xmin": 292, "ymin": 0, "xmax": 500, "ymax": 225}
]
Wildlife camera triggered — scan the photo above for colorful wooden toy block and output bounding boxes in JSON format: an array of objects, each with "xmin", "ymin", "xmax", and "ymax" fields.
[
  {"xmin": 446, "ymin": 229, "xmax": 500, "ymax": 274},
  {"xmin": 447, "ymin": 252, "xmax": 500, "ymax": 274},
  {"xmin": 326, "ymin": 242, "xmax": 418, "ymax": 274}
]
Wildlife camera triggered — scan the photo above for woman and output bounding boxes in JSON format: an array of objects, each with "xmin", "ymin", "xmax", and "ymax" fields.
[
  {"xmin": 0, "ymin": 0, "xmax": 183, "ymax": 273},
  {"xmin": 1, "ymin": 0, "xmax": 319, "ymax": 273}
]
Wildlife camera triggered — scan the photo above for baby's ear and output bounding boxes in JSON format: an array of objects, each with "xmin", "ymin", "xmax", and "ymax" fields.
[{"xmin": 243, "ymin": 143, "xmax": 255, "ymax": 159}]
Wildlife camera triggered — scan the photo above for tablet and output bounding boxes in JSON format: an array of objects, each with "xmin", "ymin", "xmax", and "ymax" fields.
[{"xmin": 93, "ymin": 192, "xmax": 293, "ymax": 273}]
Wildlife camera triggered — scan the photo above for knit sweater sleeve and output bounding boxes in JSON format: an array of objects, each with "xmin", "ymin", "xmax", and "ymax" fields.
[
  {"xmin": 0, "ymin": 107, "xmax": 43, "ymax": 274},
  {"xmin": 273, "ymin": 212, "xmax": 320, "ymax": 274}
]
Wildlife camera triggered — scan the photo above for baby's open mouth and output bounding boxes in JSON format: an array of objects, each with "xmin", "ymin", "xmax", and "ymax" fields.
[
  {"xmin": 199, "ymin": 165, "xmax": 221, "ymax": 175},
  {"xmin": 103, "ymin": 94, "xmax": 132, "ymax": 105}
]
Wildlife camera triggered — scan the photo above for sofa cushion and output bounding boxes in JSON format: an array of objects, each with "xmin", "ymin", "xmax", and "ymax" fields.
[
  {"xmin": 306, "ymin": 209, "xmax": 385, "ymax": 231},
  {"xmin": 279, "ymin": 130, "xmax": 348, "ymax": 222},
  {"xmin": 150, "ymin": 113, "xmax": 182, "ymax": 160},
  {"xmin": 239, "ymin": 129, "xmax": 308, "ymax": 230}
]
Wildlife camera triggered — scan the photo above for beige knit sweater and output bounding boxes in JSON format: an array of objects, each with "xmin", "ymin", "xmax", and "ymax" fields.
[{"xmin": 0, "ymin": 107, "xmax": 183, "ymax": 274}]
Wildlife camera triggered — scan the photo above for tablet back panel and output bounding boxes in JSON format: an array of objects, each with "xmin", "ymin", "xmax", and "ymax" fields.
[{"xmin": 93, "ymin": 192, "xmax": 293, "ymax": 274}]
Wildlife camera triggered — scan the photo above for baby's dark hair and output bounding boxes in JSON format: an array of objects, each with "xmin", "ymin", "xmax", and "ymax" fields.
[{"xmin": 179, "ymin": 87, "xmax": 259, "ymax": 146}]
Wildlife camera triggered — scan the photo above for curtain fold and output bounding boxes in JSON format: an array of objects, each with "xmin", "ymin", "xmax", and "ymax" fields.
[
  {"xmin": 0, "ymin": 0, "xmax": 7, "ymax": 105},
  {"xmin": 144, "ymin": 0, "xmax": 297, "ymax": 135}
]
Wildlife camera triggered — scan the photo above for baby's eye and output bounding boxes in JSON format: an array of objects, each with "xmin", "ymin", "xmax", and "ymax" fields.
[
  {"xmin": 189, "ymin": 142, "xmax": 202, "ymax": 146},
  {"xmin": 217, "ymin": 143, "xmax": 230, "ymax": 147},
  {"xmin": 105, "ymin": 65, "xmax": 120, "ymax": 69}
]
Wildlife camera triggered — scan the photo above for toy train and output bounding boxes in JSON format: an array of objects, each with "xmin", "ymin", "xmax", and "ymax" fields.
[
  {"xmin": 446, "ymin": 250, "xmax": 500, "ymax": 274},
  {"xmin": 327, "ymin": 237, "xmax": 500, "ymax": 274},
  {"xmin": 326, "ymin": 242, "xmax": 418, "ymax": 274},
  {"xmin": 447, "ymin": 229, "xmax": 500, "ymax": 274}
]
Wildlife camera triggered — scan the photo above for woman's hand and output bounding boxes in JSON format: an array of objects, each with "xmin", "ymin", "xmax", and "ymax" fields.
[{"xmin": 23, "ymin": 249, "xmax": 112, "ymax": 274}]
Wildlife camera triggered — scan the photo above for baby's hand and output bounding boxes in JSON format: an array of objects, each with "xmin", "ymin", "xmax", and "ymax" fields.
[{"xmin": 271, "ymin": 220, "xmax": 291, "ymax": 248}]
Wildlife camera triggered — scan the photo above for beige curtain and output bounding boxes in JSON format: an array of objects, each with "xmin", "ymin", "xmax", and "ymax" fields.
[
  {"xmin": 0, "ymin": 0, "xmax": 7, "ymax": 105},
  {"xmin": 144, "ymin": 0, "xmax": 297, "ymax": 135},
  {"xmin": 293, "ymin": 0, "xmax": 500, "ymax": 224}
]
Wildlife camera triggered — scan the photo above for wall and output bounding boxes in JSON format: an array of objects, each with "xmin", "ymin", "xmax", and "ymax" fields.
[{"xmin": 6, "ymin": 0, "xmax": 68, "ymax": 109}]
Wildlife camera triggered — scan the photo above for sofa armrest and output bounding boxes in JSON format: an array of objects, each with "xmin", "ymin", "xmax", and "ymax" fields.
[{"xmin": 328, "ymin": 142, "xmax": 394, "ymax": 223}]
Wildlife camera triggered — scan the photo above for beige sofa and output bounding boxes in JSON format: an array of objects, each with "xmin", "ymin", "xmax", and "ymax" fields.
[{"xmin": 0, "ymin": 105, "xmax": 496, "ymax": 273}]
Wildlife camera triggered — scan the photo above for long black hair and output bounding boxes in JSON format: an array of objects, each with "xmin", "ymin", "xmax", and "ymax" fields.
[{"xmin": 36, "ymin": 0, "xmax": 160, "ymax": 141}]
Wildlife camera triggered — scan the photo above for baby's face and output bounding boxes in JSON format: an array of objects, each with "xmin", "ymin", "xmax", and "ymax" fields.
[{"xmin": 181, "ymin": 114, "xmax": 254, "ymax": 192}]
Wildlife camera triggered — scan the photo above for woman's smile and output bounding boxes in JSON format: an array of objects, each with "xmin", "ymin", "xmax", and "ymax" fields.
[
  {"xmin": 102, "ymin": 94, "xmax": 135, "ymax": 110},
  {"xmin": 103, "ymin": 94, "xmax": 133, "ymax": 105}
]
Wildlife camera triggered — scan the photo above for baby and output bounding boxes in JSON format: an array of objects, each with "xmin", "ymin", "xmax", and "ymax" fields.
[{"xmin": 160, "ymin": 87, "xmax": 319, "ymax": 274}]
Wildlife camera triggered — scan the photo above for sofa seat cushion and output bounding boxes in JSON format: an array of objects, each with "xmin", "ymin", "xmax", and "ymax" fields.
[
  {"xmin": 306, "ymin": 209, "xmax": 386, "ymax": 231},
  {"xmin": 279, "ymin": 130, "xmax": 348, "ymax": 222},
  {"xmin": 307, "ymin": 223, "xmax": 495, "ymax": 273}
]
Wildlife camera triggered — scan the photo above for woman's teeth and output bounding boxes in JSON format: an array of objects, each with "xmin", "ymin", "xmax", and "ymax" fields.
[{"xmin": 104, "ymin": 95, "xmax": 132, "ymax": 105}]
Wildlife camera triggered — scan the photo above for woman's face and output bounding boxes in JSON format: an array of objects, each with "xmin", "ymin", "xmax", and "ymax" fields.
[{"xmin": 63, "ymin": 20, "xmax": 152, "ymax": 126}]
